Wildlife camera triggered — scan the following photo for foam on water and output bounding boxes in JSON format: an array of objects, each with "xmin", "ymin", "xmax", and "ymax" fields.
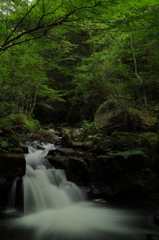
[{"xmin": 9, "ymin": 202, "xmax": 146, "ymax": 240}]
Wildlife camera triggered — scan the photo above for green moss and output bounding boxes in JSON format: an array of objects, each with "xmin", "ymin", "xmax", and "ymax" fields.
[
  {"xmin": 140, "ymin": 132, "xmax": 159, "ymax": 152},
  {"xmin": 94, "ymin": 100, "xmax": 158, "ymax": 132},
  {"xmin": 111, "ymin": 132, "xmax": 153, "ymax": 151},
  {"xmin": 0, "ymin": 114, "xmax": 40, "ymax": 134},
  {"xmin": 128, "ymin": 107, "xmax": 158, "ymax": 132},
  {"xmin": 103, "ymin": 149, "xmax": 145, "ymax": 159}
]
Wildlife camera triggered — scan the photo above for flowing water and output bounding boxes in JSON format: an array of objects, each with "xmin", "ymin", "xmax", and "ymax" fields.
[{"xmin": 0, "ymin": 142, "xmax": 159, "ymax": 240}]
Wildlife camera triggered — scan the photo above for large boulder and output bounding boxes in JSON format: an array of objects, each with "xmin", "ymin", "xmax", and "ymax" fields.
[
  {"xmin": 94, "ymin": 100, "xmax": 157, "ymax": 132},
  {"xmin": 94, "ymin": 100, "xmax": 123, "ymax": 129},
  {"xmin": 61, "ymin": 128, "xmax": 92, "ymax": 149}
]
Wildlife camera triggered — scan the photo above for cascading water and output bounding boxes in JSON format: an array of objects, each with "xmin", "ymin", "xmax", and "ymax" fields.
[
  {"xmin": 1, "ymin": 141, "xmax": 159, "ymax": 240},
  {"xmin": 23, "ymin": 143, "xmax": 85, "ymax": 215}
]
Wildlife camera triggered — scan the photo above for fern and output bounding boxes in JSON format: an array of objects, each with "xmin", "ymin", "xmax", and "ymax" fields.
[
  {"xmin": 0, "ymin": 140, "xmax": 8, "ymax": 148},
  {"xmin": 99, "ymin": 149, "xmax": 145, "ymax": 159}
]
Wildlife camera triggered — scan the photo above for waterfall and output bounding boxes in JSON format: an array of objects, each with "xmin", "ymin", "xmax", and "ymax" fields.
[
  {"xmin": 3, "ymin": 141, "xmax": 158, "ymax": 240},
  {"xmin": 6, "ymin": 177, "xmax": 19, "ymax": 212}
]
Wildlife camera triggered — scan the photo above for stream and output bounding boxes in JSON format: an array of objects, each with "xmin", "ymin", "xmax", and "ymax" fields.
[{"xmin": 0, "ymin": 141, "xmax": 159, "ymax": 240}]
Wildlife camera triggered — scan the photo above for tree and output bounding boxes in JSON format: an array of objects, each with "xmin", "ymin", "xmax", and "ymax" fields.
[{"xmin": 0, "ymin": 0, "xmax": 109, "ymax": 53}]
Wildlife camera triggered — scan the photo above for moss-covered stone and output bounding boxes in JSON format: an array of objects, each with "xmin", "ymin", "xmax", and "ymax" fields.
[
  {"xmin": 139, "ymin": 132, "xmax": 159, "ymax": 153},
  {"xmin": 94, "ymin": 100, "xmax": 158, "ymax": 132},
  {"xmin": 99, "ymin": 132, "xmax": 159, "ymax": 186},
  {"xmin": 61, "ymin": 127, "xmax": 92, "ymax": 149},
  {"xmin": 94, "ymin": 100, "xmax": 124, "ymax": 129},
  {"xmin": 48, "ymin": 155, "xmax": 68, "ymax": 169},
  {"xmin": 128, "ymin": 107, "xmax": 157, "ymax": 131},
  {"xmin": 0, "ymin": 127, "xmax": 26, "ymax": 178}
]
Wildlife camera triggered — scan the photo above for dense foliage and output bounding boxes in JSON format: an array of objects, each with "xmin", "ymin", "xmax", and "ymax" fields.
[{"xmin": 0, "ymin": 0, "xmax": 159, "ymax": 126}]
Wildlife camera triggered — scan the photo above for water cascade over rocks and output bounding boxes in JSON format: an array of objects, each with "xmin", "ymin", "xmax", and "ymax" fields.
[{"xmin": 1, "ymin": 141, "xmax": 159, "ymax": 240}]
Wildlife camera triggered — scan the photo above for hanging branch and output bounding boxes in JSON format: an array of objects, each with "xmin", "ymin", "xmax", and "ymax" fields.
[{"xmin": 0, "ymin": 0, "xmax": 103, "ymax": 53}]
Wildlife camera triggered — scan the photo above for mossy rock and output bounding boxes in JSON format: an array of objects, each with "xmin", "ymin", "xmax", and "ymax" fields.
[
  {"xmin": 0, "ymin": 129, "xmax": 26, "ymax": 178},
  {"xmin": 94, "ymin": 100, "xmax": 158, "ymax": 132},
  {"xmin": 94, "ymin": 100, "xmax": 124, "ymax": 129},
  {"xmin": 48, "ymin": 155, "xmax": 68, "ymax": 169},
  {"xmin": 128, "ymin": 108, "xmax": 157, "ymax": 131},
  {"xmin": 0, "ymin": 126, "xmax": 21, "ymax": 154},
  {"xmin": 99, "ymin": 132, "xmax": 159, "ymax": 184},
  {"xmin": 111, "ymin": 132, "xmax": 158, "ymax": 165},
  {"xmin": 65, "ymin": 128, "xmax": 88, "ymax": 142},
  {"xmin": 139, "ymin": 132, "xmax": 159, "ymax": 153},
  {"xmin": 61, "ymin": 128, "xmax": 91, "ymax": 149}
]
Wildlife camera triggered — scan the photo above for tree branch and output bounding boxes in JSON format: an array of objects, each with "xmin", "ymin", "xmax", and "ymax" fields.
[
  {"xmin": 0, "ymin": 0, "xmax": 103, "ymax": 53},
  {"xmin": 3, "ymin": 0, "xmax": 41, "ymax": 45}
]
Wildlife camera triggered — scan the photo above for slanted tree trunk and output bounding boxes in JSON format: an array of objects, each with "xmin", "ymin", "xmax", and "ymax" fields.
[{"xmin": 130, "ymin": 36, "xmax": 147, "ymax": 107}]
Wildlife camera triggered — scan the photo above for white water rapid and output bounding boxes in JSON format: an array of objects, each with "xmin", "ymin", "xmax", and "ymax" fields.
[{"xmin": 2, "ymin": 142, "xmax": 159, "ymax": 240}]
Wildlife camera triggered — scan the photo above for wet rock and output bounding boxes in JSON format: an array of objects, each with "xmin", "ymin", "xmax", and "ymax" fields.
[
  {"xmin": 90, "ymin": 183, "xmax": 112, "ymax": 198},
  {"xmin": 0, "ymin": 177, "xmax": 10, "ymax": 207},
  {"xmin": 48, "ymin": 155, "xmax": 68, "ymax": 169},
  {"xmin": 68, "ymin": 156, "xmax": 88, "ymax": 180},
  {"xmin": 55, "ymin": 148, "xmax": 76, "ymax": 156},
  {"xmin": 19, "ymin": 143, "xmax": 29, "ymax": 154},
  {"xmin": 102, "ymin": 132, "xmax": 159, "ymax": 172},
  {"xmin": 47, "ymin": 149, "xmax": 56, "ymax": 156}
]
